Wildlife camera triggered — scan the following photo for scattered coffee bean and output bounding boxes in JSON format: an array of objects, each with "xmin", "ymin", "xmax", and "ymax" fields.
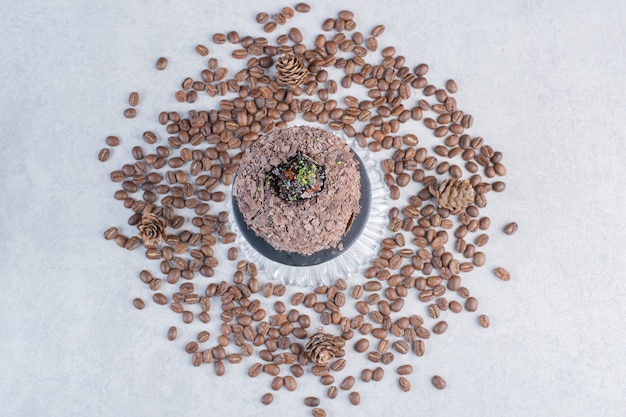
[
  {"xmin": 295, "ymin": 3, "xmax": 311, "ymax": 13},
  {"xmin": 432, "ymin": 375, "xmax": 447, "ymax": 390},
  {"xmin": 263, "ymin": 22, "xmax": 277, "ymax": 33},
  {"xmin": 473, "ymin": 252, "xmax": 486, "ymax": 266},
  {"xmin": 123, "ymin": 108, "xmax": 137, "ymax": 118},
  {"xmin": 105, "ymin": 135, "xmax": 120, "ymax": 146},
  {"xmin": 256, "ymin": 12, "xmax": 270, "ymax": 24},
  {"xmin": 465, "ymin": 297, "xmax": 478, "ymax": 312},
  {"xmin": 284, "ymin": 375, "xmax": 297, "ymax": 391},
  {"xmin": 398, "ymin": 376, "xmax": 411, "ymax": 392},
  {"xmin": 98, "ymin": 148, "xmax": 110, "ymax": 162},
  {"xmin": 449, "ymin": 301, "xmax": 462, "ymax": 313},
  {"xmin": 433, "ymin": 321, "xmax": 448, "ymax": 334},
  {"xmin": 340, "ymin": 376, "xmax": 355, "ymax": 390},
  {"xmin": 167, "ymin": 326, "xmax": 177, "ymax": 341},
  {"xmin": 445, "ymin": 79, "xmax": 458, "ymax": 93},
  {"xmin": 261, "ymin": 393, "xmax": 273, "ymax": 405},
  {"xmin": 305, "ymin": 397, "xmax": 320, "ymax": 407},
  {"xmin": 156, "ymin": 57, "xmax": 168, "ymax": 70},
  {"xmin": 105, "ymin": 7, "xmax": 515, "ymax": 416},
  {"xmin": 312, "ymin": 408, "xmax": 326, "ymax": 417},
  {"xmin": 371, "ymin": 24, "xmax": 385, "ymax": 37},
  {"xmin": 349, "ymin": 391, "xmax": 360, "ymax": 405},
  {"xmin": 103, "ymin": 227, "xmax": 118, "ymax": 240},
  {"xmin": 133, "ymin": 298, "xmax": 145, "ymax": 310},
  {"xmin": 494, "ymin": 267, "xmax": 511, "ymax": 281},
  {"xmin": 397, "ymin": 364, "xmax": 413, "ymax": 375},
  {"xmin": 128, "ymin": 92, "xmax": 139, "ymax": 107},
  {"xmin": 479, "ymin": 314, "xmax": 490, "ymax": 328},
  {"xmin": 212, "ymin": 33, "xmax": 227, "ymax": 44},
  {"xmin": 195, "ymin": 44, "xmax": 209, "ymax": 56},
  {"xmin": 504, "ymin": 222, "xmax": 518, "ymax": 235}
]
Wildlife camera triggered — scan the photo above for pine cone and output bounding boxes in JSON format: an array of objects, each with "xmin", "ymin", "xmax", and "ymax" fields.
[
  {"xmin": 432, "ymin": 178, "xmax": 475, "ymax": 214},
  {"xmin": 276, "ymin": 54, "xmax": 309, "ymax": 87},
  {"xmin": 137, "ymin": 212, "xmax": 166, "ymax": 246},
  {"xmin": 305, "ymin": 328, "xmax": 339, "ymax": 365}
]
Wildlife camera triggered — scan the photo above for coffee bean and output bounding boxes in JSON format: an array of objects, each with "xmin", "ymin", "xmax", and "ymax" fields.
[
  {"xmin": 248, "ymin": 362, "xmax": 263, "ymax": 378},
  {"xmin": 473, "ymin": 252, "xmax": 486, "ymax": 266},
  {"xmin": 143, "ymin": 131, "xmax": 157, "ymax": 144},
  {"xmin": 103, "ymin": 226, "xmax": 118, "ymax": 240},
  {"xmin": 432, "ymin": 375, "xmax": 447, "ymax": 390},
  {"xmin": 185, "ymin": 341, "xmax": 199, "ymax": 354},
  {"xmin": 305, "ymin": 397, "xmax": 320, "ymax": 407},
  {"xmin": 433, "ymin": 321, "xmax": 448, "ymax": 334},
  {"xmin": 449, "ymin": 300, "xmax": 462, "ymax": 313},
  {"xmin": 340, "ymin": 376, "xmax": 355, "ymax": 390},
  {"xmin": 349, "ymin": 391, "xmax": 360, "ymax": 405},
  {"xmin": 105, "ymin": 135, "xmax": 120, "ymax": 147},
  {"xmin": 263, "ymin": 22, "xmax": 277, "ymax": 33},
  {"xmin": 123, "ymin": 108, "xmax": 137, "ymax": 118},
  {"xmin": 504, "ymin": 222, "xmax": 518, "ymax": 235},
  {"xmin": 261, "ymin": 392, "xmax": 273, "ymax": 405},
  {"xmin": 475, "ymin": 233, "xmax": 489, "ymax": 247},
  {"xmin": 312, "ymin": 408, "xmax": 327, "ymax": 417},
  {"xmin": 133, "ymin": 298, "xmax": 145, "ymax": 310},
  {"xmin": 412, "ymin": 340, "xmax": 425, "ymax": 356},
  {"xmin": 494, "ymin": 163, "xmax": 507, "ymax": 176},
  {"xmin": 128, "ymin": 91, "xmax": 139, "ymax": 106},
  {"xmin": 445, "ymin": 79, "xmax": 458, "ymax": 93},
  {"xmin": 492, "ymin": 181, "xmax": 506, "ymax": 192},
  {"xmin": 227, "ymin": 247, "xmax": 238, "ymax": 260},
  {"xmin": 167, "ymin": 326, "xmax": 177, "ymax": 341},
  {"xmin": 415, "ymin": 63, "xmax": 429, "ymax": 76},
  {"xmin": 289, "ymin": 28, "xmax": 303, "ymax": 43},
  {"xmin": 399, "ymin": 376, "xmax": 411, "ymax": 392},
  {"xmin": 295, "ymin": 3, "xmax": 311, "ymax": 13},
  {"xmin": 322, "ymin": 385, "xmax": 337, "ymax": 400},
  {"xmin": 494, "ymin": 267, "xmax": 510, "ymax": 281},
  {"xmin": 156, "ymin": 57, "xmax": 168, "ymax": 70},
  {"xmin": 98, "ymin": 148, "xmax": 110, "ymax": 162},
  {"xmin": 396, "ymin": 172, "xmax": 410, "ymax": 187},
  {"xmin": 232, "ymin": 49, "xmax": 248, "ymax": 59},
  {"xmin": 382, "ymin": 46, "xmax": 396, "ymax": 57},
  {"xmin": 183, "ymin": 311, "xmax": 193, "ymax": 323},
  {"xmin": 284, "ymin": 375, "xmax": 297, "ymax": 391},
  {"xmin": 153, "ymin": 293, "xmax": 167, "ymax": 305},
  {"xmin": 465, "ymin": 297, "xmax": 478, "ymax": 312},
  {"xmin": 197, "ymin": 330, "xmax": 210, "ymax": 343},
  {"xmin": 371, "ymin": 24, "xmax": 385, "ymax": 37},
  {"xmin": 212, "ymin": 33, "xmax": 227, "ymax": 44},
  {"xmin": 479, "ymin": 314, "xmax": 490, "ymax": 328},
  {"xmin": 195, "ymin": 44, "xmax": 209, "ymax": 56},
  {"xmin": 256, "ymin": 12, "xmax": 270, "ymax": 23},
  {"xmin": 398, "ymin": 364, "xmax": 413, "ymax": 375}
]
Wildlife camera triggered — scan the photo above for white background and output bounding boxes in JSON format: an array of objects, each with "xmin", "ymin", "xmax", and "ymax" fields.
[{"xmin": 1, "ymin": 0, "xmax": 625, "ymax": 416}]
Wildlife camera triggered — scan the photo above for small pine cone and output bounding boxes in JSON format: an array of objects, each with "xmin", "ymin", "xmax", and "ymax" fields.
[
  {"xmin": 305, "ymin": 328, "xmax": 339, "ymax": 365},
  {"xmin": 432, "ymin": 178, "xmax": 475, "ymax": 214},
  {"xmin": 276, "ymin": 53, "xmax": 309, "ymax": 87},
  {"xmin": 137, "ymin": 213, "xmax": 166, "ymax": 246}
]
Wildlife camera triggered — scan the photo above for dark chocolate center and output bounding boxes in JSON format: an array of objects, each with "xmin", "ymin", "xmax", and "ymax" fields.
[{"xmin": 265, "ymin": 151, "xmax": 326, "ymax": 202}]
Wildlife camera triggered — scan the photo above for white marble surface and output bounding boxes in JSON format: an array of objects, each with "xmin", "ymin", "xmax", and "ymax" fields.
[{"xmin": 1, "ymin": 0, "xmax": 625, "ymax": 416}]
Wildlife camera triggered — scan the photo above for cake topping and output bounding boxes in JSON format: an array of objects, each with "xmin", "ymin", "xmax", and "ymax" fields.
[{"xmin": 266, "ymin": 151, "xmax": 326, "ymax": 202}]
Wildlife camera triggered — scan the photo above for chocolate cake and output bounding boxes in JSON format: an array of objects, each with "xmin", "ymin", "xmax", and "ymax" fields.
[{"xmin": 233, "ymin": 126, "xmax": 362, "ymax": 255}]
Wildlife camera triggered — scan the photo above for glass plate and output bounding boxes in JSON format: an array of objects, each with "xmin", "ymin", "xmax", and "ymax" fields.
[{"xmin": 228, "ymin": 134, "xmax": 388, "ymax": 287}]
